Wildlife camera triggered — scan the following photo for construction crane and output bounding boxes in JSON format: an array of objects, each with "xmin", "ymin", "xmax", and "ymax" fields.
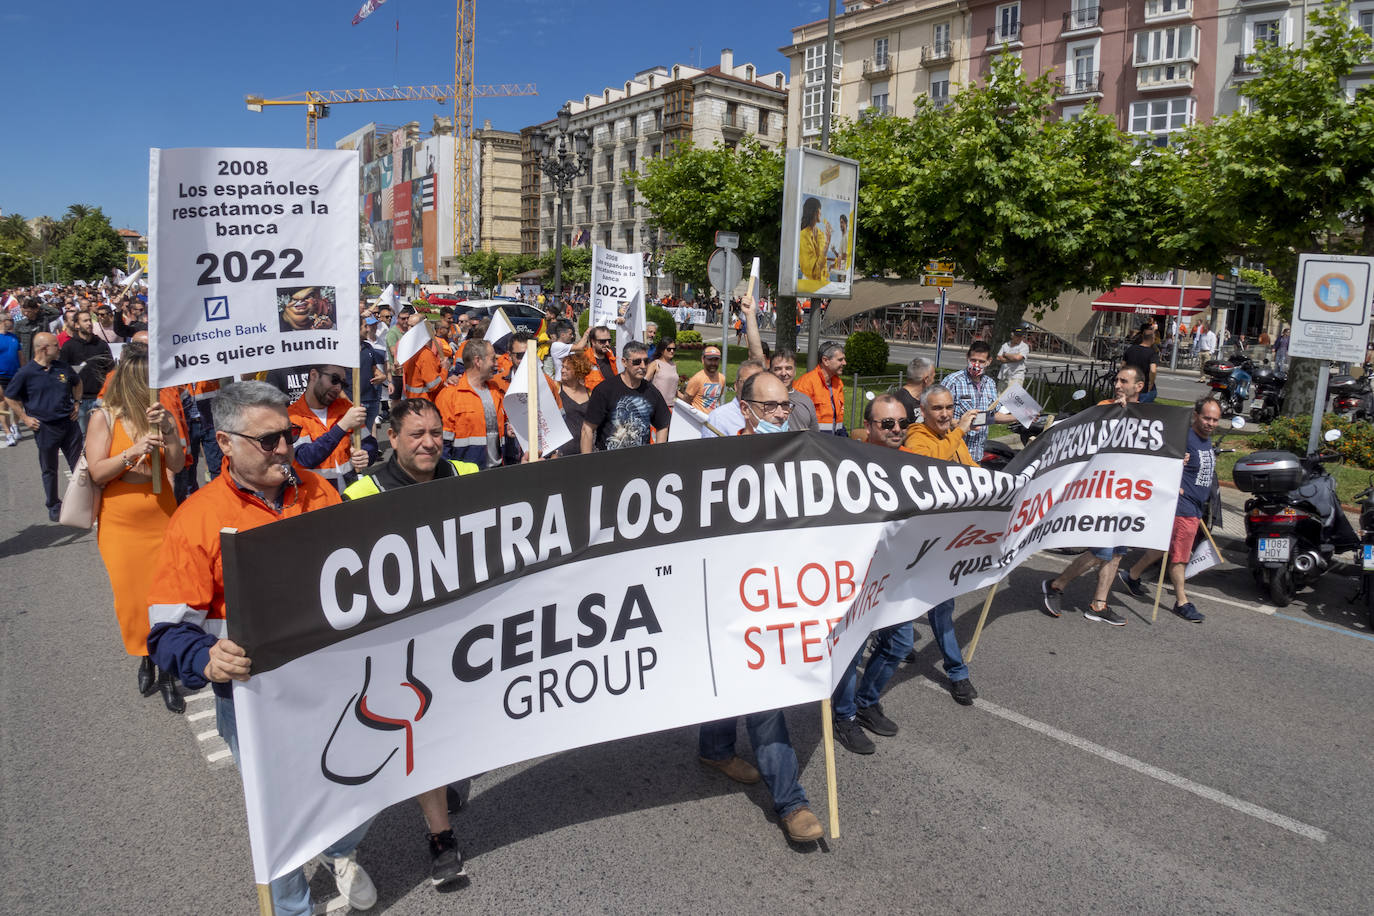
[{"xmin": 246, "ymin": 78, "xmax": 536, "ymax": 256}]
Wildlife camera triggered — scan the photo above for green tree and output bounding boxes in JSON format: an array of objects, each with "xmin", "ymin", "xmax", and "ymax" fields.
[
  {"xmin": 53, "ymin": 211, "xmax": 123, "ymax": 282},
  {"xmin": 537, "ymin": 246, "xmax": 592, "ymax": 290},
  {"xmin": 631, "ymin": 139, "xmax": 791, "ymax": 346},
  {"xmin": 0, "ymin": 213, "xmax": 32, "ymax": 245},
  {"xmin": 457, "ymin": 248, "xmax": 503, "ymax": 291},
  {"xmin": 0, "ymin": 235, "xmax": 31, "ymax": 287},
  {"xmin": 832, "ymin": 53, "xmax": 1161, "ymax": 351},
  {"xmin": 1178, "ymin": 3, "xmax": 1374, "ymax": 415}
]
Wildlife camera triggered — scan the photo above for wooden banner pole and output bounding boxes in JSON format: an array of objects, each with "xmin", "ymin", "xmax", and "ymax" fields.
[
  {"xmin": 965, "ymin": 581, "xmax": 999, "ymax": 662},
  {"xmin": 1199, "ymin": 518, "xmax": 1223, "ymax": 560},
  {"xmin": 351, "ymin": 371, "xmax": 363, "ymax": 449},
  {"xmin": 526, "ymin": 349, "xmax": 540, "ymax": 463},
  {"xmin": 820, "ymin": 699, "xmax": 839, "ymax": 839},
  {"xmin": 256, "ymin": 883, "xmax": 274, "ymax": 915},
  {"xmin": 1151, "ymin": 553, "xmax": 1168, "ymax": 622},
  {"xmin": 150, "ymin": 390, "xmax": 162, "ymax": 494}
]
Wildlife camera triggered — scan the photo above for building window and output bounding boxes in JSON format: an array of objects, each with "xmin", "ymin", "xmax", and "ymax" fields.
[
  {"xmin": 933, "ymin": 21, "xmax": 951, "ymax": 55},
  {"xmin": 874, "ymin": 36, "xmax": 889, "ymax": 67},
  {"xmin": 804, "ymin": 41, "xmax": 843, "ymax": 85},
  {"xmin": 994, "ymin": 3, "xmax": 1021, "ymax": 43},
  {"xmin": 1138, "ymin": 62, "xmax": 1194, "ymax": 89},
  {"xmin": 1360, "ymin": 8, "xmax": 1374, "ymax": 39},
  {"xmin": 802, "ymin": 85, "xmax": 841, "ymax": 136},
  {"xmin": 1252, "ymin": 19, "xmax": 1281, "ymax": 50},
  {"xmin": 930, "ymin": 68, "xmax": 950, "ymax": 105},
  {"xmin": 1144, "ymin": 0, "xmax": 1191, "ymax": 20},
  {"xmin": 758, "ymin": 108, "xmax": 769, "ymax": 135},
  {"xmin": 1068, "ymin": 40, "xmax": 1098, "ymax": 91},
  {"xmin": 1134, "ymin": 25, "xmax": 1198, "ymax": 65},
  {"xmin": 1062, "ymin": 104, "xmax": 1086, "ymax": 121},
  {"xmin": 870, "ymin": 80, "xmax": 889, "ymax": 112},
  {"xmin": 1129, "ymin": 97, "xmax": 1194, "ymax": 143}
]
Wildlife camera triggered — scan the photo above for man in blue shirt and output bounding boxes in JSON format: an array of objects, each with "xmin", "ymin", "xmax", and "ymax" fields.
[
  {"xmin": 4, "ymin": 332, "xmax": 82, "ymax": 520},
  {"xmin": 942, "ymin": 341, "xmax": 1015, "ymax": 461}
]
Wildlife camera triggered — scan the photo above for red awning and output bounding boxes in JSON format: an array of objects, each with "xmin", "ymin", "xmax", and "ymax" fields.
[{"xmin": 1091, "ymin": 285, "xmax": 1210, "ymax": 317}]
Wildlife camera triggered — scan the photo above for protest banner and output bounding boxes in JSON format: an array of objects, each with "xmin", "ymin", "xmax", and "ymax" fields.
[
  {"xmin": 590, "ymin": 245, "xmax": 644, "ymax": 341},
  {"xmin": 147, "ymin": 147, "xmax": 359, "ymax": 389},
  {"xmin": 667, "ymin": 398, "xmax": 718, "ymax": 441},
  {"xmin": 999, "ymin": 384, "xmax": 1042, "ymax": 429},
  {"xmin": 222, "ymin": 403, "xmax": 1187, "ymax": 884}
]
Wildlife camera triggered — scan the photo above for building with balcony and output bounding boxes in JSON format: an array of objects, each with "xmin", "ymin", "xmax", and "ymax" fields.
[
  {"xmin": 520, "ymin": 49, "xmax": 788, "ymax": 265},
  {"xmin": 780, "ymin": 0, "xmax": 974, "ymax": 147}
]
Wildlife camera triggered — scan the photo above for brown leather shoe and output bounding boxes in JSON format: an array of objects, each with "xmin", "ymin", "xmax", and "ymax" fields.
[
  {"xmin": 782, "ymin": 806, "xmax": 824, "ymax": 843},
  {"xmin": 698, "ymin": 755, "xmax": 761, "ymax": 784}
]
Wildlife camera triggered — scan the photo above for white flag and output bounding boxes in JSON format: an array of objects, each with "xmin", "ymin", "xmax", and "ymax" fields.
[
  {"xmin": 615, "ymin": 289, "xmax": 646, "ymax": 361},
  {"xmin": 378, "ymin": 284, "xmax": 398, "ymax": 310},
  {"xmin": 668, "ymin": 398, "xmax": 717, "ymax": 442},
  {"xmin": 999, "ymin": 383, "xmax": 1042, "ymax": 429},
  {"xmin": 119, "ymin": 266, "xmax": 144, "ymax": 293},
  {"xmin": 1184, "ymin": 536, "xmax": 1220, "ymax": 579},
  {"xmin": 484, "ymin": 307, "xmax": 517, "ymax": 345},
  {"xmin": 506, "ymin": 359, "xmax": 571, "ymax": 457},
  {"xmin": 747, "ymin": 257, "xmax": 760, "ymax": 298},
  {"xmin": 395, "ymin": 320, "xmax": 431, "ymax": 367}
]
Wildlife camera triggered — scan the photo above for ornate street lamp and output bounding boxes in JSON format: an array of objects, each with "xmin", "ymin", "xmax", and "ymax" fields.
[{"xmin": 529, "ymin": 104, "xmax": 591, "ymax": 305}]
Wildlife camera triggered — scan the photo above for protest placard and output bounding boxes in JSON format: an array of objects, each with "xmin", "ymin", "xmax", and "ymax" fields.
[
  {"xmin": 147, "ymin": 147, "xmax": 359, "ymax": 388},
  {"xmin": 505, "ymin": 356, "xmax": 570, "ymax": 457},
  {"xmin": 999, "ymin": 384, "xmax": 1043, "ymax": 429},
  {"xmin": 590, "ymin": 245, "xmax": 644, "ymax": 340}
]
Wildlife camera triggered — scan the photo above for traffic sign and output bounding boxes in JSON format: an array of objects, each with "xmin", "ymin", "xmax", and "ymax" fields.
[
  {"xmin": 707, "ymin": 248, "xmax": 743, "ymax": 295},
  {"xmin": 1288, "ymin": 253, "xmax": 1374, "ymax": 363},
  {"xmin": 714, "ymin": 230, "xmax": 739, "ymax": 250},
  {"xmin": 922, "ymin": 276, "xmax": 953, "ymax": 287},
  {"xmin": 927, "ymin": 260, "xmax": 955, "ymax": 273}
]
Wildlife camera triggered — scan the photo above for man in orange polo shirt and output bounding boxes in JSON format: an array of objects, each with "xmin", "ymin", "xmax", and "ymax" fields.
[
  {"xmin": 146, "ymin": 381, "xmax": 378, "ymax": 915},
  {"xmin": 288, "ymin": 364, "xmax": 371, "ymax": 492},
  {"xmin": 792, "ymin": 341, "xmax": 847, "ymax": 434}
]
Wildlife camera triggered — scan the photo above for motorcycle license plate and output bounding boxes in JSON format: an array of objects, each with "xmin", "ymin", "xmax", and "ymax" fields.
[
  {"xmin": 1258, "ymin": 538, "xmax": 1291, "ymax": 562},
  {"xmin": 1364, "ymin": 545, "xmax": 1374, "ymax": 572}
]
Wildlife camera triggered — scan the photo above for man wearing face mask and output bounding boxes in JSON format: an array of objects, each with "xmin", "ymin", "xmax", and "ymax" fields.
[
  {"xmin": 699, "ymin": 359, "xmax": 766, "ymax": 438},
  {"xmin": 697, "ymin": 369, "xmax": 824, "ymax": 843},
  {"xmin": 942, "ymin": 341, "xmax": 1014, "ymax": 462}
]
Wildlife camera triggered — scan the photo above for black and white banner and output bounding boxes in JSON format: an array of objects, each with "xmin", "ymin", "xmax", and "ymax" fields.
[
  {"xmin": 223, "ymin": 404, "xmax": 1187, "ymax": 882},
  {"xmin": 147, "ymin": 147, "xmax": 359, "ymax": 388}
]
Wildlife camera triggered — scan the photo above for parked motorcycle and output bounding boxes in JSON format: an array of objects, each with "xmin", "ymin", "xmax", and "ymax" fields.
[
  {"xmin": 1236, "ymin": 428, "xmax": 1359, "ymax": 606},
  {"xmin": 1248, "ymin": 363, "xmax": 1287, "ymax": 424},
  {"xmin": 1204, "ymin": 354, "xmax": 1253, "ymax": 417},
  {"xmin": 1328, "ymin": 363, "xmax": 1372, "ymax": 419}
]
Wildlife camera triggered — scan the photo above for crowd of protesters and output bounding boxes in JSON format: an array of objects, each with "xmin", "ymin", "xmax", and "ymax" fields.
[{"xmin": 2, "ymin": 275, "xmax": 1220, "ymax": 915}]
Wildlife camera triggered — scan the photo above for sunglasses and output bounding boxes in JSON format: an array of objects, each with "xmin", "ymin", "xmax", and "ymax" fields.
[
  {"xmin": 320, "ymin": 372, "xmax": 348, "ymax": 387},
  {"xmin": 663, "ymin": 347, "xmax": 676, "ymax": 353},
  {"xmin": 227, "ymin": 425, "xmax": 301, "ymax": 452},
  {"xmin": 627, "ymin": 357, "xmax": 648, "ymax": 366},
  {"xmin": 873, "ymin": 417, "xmax": 912, "ymax": 431}
]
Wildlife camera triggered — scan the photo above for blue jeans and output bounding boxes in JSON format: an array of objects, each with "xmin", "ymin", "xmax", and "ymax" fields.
[
  {"xmin": 927, "ymin": 598, "xmax": 968, "ymax": 683},
  {"xmin": 216, "ymin": 694, "xmax": 373, "ymax": 916},
  {"xmin": 698, "ymin": 710, "xmax": 808, "ymax": 818},
  {"xmin": 1140, "ymin": 388, "xmax": 1158, "ymax": 403},
  {"xmin": 831, "ymin": 622, "xmax": 915, "ymax": 719},
  {"xmin": 1090, "ymin": 545, "xmax": 1128, "ymax": 562},
  {"xmin": 76, "ymin": 398, "xmax": 97, "ymax": 438}
]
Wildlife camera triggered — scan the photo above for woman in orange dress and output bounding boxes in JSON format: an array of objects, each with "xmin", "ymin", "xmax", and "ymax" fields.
[{"xmin": 84, "ymin": 348, "xmax": 185, "ymax": 713}]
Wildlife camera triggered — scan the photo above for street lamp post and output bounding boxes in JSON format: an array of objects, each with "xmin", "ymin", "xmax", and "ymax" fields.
[{"xmin": 529, "ymin": 104, "xmax": 590, "ymax": 307}]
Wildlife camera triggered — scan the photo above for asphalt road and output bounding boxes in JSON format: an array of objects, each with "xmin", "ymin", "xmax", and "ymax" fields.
[{"xmin": 3, "ymin": 432, "xmax": 1372, "ymax": 915}]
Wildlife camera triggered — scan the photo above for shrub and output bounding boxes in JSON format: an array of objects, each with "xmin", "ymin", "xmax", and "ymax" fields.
[
  {"xmin": 675, "ymin": 330, "xmax": 703, "ymax": 349},
  {"xmin": 647, "ymin": 304, "xmax": 676, "ymax": 347},
  {"xmin": 844, "ymin": 330, "xmax": 890, "ymax": 377},
  {"xmin": 1251, "ymin": 413, "xmax": 1374, "ymax": 469}
]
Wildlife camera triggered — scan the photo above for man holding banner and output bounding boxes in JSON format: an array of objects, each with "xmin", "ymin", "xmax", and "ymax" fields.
[
  {"xmin": 146, "ymin": 382, "xmax": 377, "ymax": 915},
  {"xmin": 1117, "ymin": 396, "xmax": 1221, "ymax": 623}
]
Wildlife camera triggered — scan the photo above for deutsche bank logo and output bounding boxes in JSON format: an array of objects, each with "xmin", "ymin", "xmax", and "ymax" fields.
[{"xmin": 204, "ymin": 296, "xmax": 230, "ymax": 321}]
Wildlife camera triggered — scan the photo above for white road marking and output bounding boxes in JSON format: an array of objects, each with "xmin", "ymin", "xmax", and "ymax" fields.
[
  {"xmin": 186, "ymin": 708, "xmax": 215, "ymax": 722},
  {"xmin": 206, "ymin": 748, "xmax": 233, "ymax": 763},
  {"xmin": 195, "ymin": 729, "xmax": 219, "ymax": 742},
  {"xmin": 922, "ymin": 679, "xmax": 1328, "ymax": 842}
]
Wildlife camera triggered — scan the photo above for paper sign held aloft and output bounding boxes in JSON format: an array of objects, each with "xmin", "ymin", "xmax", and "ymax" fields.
[
  {"xmin": 394, "ymin": 320, "xmax": 431, "ymax": 367},
  {"xmin": 999, "ymin": 384, "xmax": 1042, "ymax": 429}
]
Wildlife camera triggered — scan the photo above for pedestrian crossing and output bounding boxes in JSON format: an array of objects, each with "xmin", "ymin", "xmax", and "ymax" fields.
[{"xmin": 180, "ymin": 686, "xmax": 235, "ymax": 769}]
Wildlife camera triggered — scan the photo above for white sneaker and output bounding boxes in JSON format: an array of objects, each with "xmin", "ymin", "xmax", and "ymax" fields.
[{"xmin": 317, "ymin": 851, "xmax": 377, "ymax": 911}]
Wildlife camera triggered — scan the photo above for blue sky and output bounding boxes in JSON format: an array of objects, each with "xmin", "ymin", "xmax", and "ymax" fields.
[{"xmin": 6, "ymin": 0, "xmax": 827, "ymax": 234}]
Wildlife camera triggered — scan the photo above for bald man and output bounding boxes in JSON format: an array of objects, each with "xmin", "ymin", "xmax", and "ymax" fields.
[{"xmin": 5, "ymin": 332, "xmax": 83, "ymax": 520}]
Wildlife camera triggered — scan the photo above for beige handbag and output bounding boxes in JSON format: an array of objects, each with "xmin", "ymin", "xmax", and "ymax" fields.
[{"xmin": 58, "ymin": 454, "xmax": 102, "ymax": 529}]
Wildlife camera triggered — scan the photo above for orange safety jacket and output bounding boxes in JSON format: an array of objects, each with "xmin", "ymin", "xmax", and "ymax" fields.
[
  {"xmin": 288, "ymin": 393, "xmax": 355, "ymax": 485},
  {"xmin": 902, "ymin": 423, "xmax": 975, "ymax": 466},
  {"xmin": 145, "ymin": 464, "xmax": 339, "ymax": 692},
  {"xmin": 435, "ymin": 373, "xmax": 507, "ymax": 469},
  {"xmin": 793, "ymin": 366, "xmax": 845, "ymax": 432},
  {"xmin": 403, "ymin": 343, "xmax": 445, "ymax": 401},
  {"xmin": 583, "ymin": 346, "xmax": 618, "ymax": 391}
]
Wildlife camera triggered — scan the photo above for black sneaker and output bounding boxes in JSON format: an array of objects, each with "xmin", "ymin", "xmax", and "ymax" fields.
[
  {"xmin": 855, "ymin": 702, "xmax": 898, "ymax": 737},
  {"xmin": 1118, "ymin": 569, "xmax": 1147, "ymax": 598},
  {"xmin": 949, "ymin": 678, "xmax": 978, "ymax": 706},
  {"xmin": 1173, "ymin": 602, "xmax": 1205, "ymax": 623},
  {"xmin": 1085, "ymin": 602, "xmax": 1126, "ymax": 626},
  {"xmin": 1040, "ymin": 580, "xmax": 1063, "ymax": 618},
  {"xmin": 833, "ymin": 716, "xmax": 876, "ymax": 755},
  {"xmin": 428, "ymin": 829, "xmax": 467, "ymax": 886}
]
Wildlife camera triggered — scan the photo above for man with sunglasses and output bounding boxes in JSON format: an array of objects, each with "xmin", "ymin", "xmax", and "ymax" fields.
[
  {"xmin": 288, "ymin": 364, "xmax": 372, "ymax": 493},
  {"xmin": 582, "ymin": 325, "xmax": 618, "ymax": 391},
  {"xmin": 147, "ymin": 381, "xmax": 378, "ymax": 915},
  {"xmin": 582, "ymin": 340, "xmax": 668, "ymax": 452}
]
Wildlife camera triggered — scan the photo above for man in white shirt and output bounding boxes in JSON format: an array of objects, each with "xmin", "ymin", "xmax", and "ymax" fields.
[
  {"xmin": 996, "ymin": 325, "xmax": 1031, "ymax": 392},
  {"xmin": 1195, "ymin": 323, "xmax": 1217, "ymax": 380}
]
